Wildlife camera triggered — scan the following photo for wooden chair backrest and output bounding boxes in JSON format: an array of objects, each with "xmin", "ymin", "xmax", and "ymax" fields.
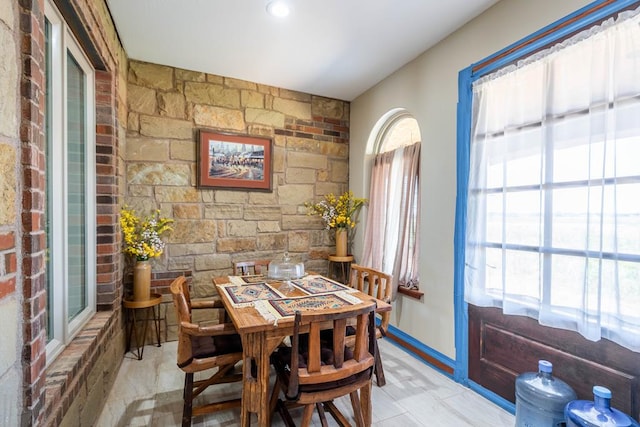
[
  {"xmin": 170, "ymin": 276, "xmax": 195, "ymax": 366},
  {"xmin": 233, "ymin": 259, "xmax": 270, "ymax": 276},
  {"xmin": 285, "ymin": 301, "xmax": 377, "ymax": 399},
  {"xmin": 348, "ymin": 264, "xmax": 392, "ymax": 334}
]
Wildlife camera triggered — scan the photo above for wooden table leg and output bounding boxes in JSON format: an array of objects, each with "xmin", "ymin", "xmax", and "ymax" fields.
[{"xmin": 240, "ymin": 331, "xmax": 272, "ymax": 426}]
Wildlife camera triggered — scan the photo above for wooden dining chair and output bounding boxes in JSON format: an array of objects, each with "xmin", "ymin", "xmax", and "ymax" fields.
[
  {"xmin": 170, "ymin": 276, "xmax": 243, "ymax": 426},
  {"xmin": 347, "ymin": 264, "xmax": 392, "ymax": 387},
  {"xmin": 269, "ymin": 301, "xmax": 378, "ymax": 427},
  {"xmin": 233, "ymin": 259, "xmax": 270, "ymax": 275}
]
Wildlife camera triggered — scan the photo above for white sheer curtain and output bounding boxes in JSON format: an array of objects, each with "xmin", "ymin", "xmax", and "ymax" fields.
[
  {"xmin": 465, "ymin": 7, "xmax": 640, "ymax": 351},
  {"xmin": 362, "ymin": 142, "xmax": 420, "ymax": 298}
]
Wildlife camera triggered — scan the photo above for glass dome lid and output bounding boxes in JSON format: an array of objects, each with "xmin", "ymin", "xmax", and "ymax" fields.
[{"xmin": 268, "ymin": 252, "xmax": 305, "ymax": 280}]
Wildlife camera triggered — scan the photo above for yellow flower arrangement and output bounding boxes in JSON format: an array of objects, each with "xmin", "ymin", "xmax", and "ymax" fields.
[
  {"xmin": 120, "ymin": 207, "xmax": 173, "ymax": 261},
  {"xmin": 305, "ymin": 191, "xmax": 367, "ymax": 230}
]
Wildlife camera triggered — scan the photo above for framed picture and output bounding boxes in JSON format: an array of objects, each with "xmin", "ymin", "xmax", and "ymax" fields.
[{"xmin": 197, "ymin": 130, "xmax": 272, "ymax": 191}]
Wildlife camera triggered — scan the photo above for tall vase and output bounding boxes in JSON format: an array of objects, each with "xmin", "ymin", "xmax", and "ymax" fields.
[
  {"xmin": 335, "ymin": 228, "xmax": 348, "ymax": 257},
  {"xmin": 133, "ymin": 260, "xmax": 151, "ymax": 301}
]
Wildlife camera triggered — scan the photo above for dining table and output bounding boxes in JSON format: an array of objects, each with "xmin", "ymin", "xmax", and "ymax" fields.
[{"xmin": 213, "ymin": 273, "xmax": 392, "ymax": 426}]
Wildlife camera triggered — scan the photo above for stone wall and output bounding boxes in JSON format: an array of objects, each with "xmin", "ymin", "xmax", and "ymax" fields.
[
  {"xmin": 0, "ymin": 1, "xmax": 22, "ymax": 425},
  {"xmin": 125, "ymin": 60, "xmax": 351, "ymax": 304}
]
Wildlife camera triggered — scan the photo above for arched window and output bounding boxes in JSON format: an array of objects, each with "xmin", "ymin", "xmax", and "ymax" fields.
[{"xmin": 362, "ymin": 112, "xmax": 420, "ymax": 297}]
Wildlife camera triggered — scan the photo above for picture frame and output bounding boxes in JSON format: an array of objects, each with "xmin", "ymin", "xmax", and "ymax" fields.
[{"xmin": 197, "ymin": 130, "xmax": 273, "ymax": 191}]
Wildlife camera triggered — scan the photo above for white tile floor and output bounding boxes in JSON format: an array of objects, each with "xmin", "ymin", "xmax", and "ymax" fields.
[{"xmin": 96, "ymin": 339, "xmax": 514, "ymax": 426}]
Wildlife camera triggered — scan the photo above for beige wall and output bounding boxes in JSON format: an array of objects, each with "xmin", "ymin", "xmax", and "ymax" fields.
[
  {"xmin": 0, "ymin": 0, "xmax": 21, "ymax": 424},
  {"xmin": 349, "ymin": 0, "xmax": 592, "ymax": 359},
  {"xmin": 125, "ymin": 61, "xmax": 351, "ymax": 299}
]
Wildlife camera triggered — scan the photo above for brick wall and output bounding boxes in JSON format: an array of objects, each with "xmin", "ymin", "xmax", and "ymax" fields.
[
  {"xmin": 18, "ymin": 0, "xmax": 47, "ymax": 424},
  {"xmin": 125, "ymin": 61, "xmax": 351, "ymax": 302},
  {"xmin": 16, "ymin": 0, "xmax": 128, "ymax": 425}
]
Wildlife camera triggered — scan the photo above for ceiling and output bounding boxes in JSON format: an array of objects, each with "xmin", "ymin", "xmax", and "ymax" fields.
[{"xmin": 106, "ymin": 0, "xmax": 499, "ymax": 101}]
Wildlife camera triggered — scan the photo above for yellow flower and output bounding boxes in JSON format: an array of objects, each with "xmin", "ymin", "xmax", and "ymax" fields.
[
  {"xmin": 119, "ymin": 207, "xmax": 173, "ymax": 261},
  {"xmin": 305, "ymin": 191, "xmax": 367, "ymax": 230}
]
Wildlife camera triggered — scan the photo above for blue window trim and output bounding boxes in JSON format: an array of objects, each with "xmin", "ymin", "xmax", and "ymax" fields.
[{"xmin": 453, "ymin": 0, "xmax": 639, "ymax": 386}]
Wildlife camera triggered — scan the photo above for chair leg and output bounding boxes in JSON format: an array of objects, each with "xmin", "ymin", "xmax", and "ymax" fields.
[
  {"xmin": 315, "ymin": 402, "xmax": 329, "ymax": 427},
  {"xmin": 374, "ymin": 343, "xmax": 386, "ymax": 387},
  {"xmin": 349, "ymin": 390, "xmax": 366, "ymax": 427},
  {"xmin": 276, "ymin": 399, "xmax": 296, "ymax": 427},
  {"xmin": 324, "ymin": 401, "xmax": 351, "ymax": 427},
  {"xmin": 300, "ymin": 404, "xmax": 315, "ymax": 427},
  {"xmin": 183, "ymin": 372, "xmax": 194, "ymax": 427}
]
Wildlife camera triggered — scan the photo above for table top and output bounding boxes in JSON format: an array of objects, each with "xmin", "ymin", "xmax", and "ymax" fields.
[
  {"xmin": 213, "ymin": 275, "xmax": 390, "ymax": 335},
  {"xmin": 123, "ymin": 293, "xmax": 162, "ymax": 309}
]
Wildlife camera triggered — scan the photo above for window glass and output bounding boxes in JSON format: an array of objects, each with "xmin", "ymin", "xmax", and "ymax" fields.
[{"xmin": 44, "ymin": 0, "xmax": 96, "ymax": 360}]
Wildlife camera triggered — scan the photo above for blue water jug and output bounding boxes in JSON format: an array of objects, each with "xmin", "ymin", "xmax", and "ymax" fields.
[
  {"xmin": 565, "ymin": 386, "xmax": 640, "ymax": 427},
  {"xmin": 515, "ymin": 360, "xmax": 577, "ymax": 427}
]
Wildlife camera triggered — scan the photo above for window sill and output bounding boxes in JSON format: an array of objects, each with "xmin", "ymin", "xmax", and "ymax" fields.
[
  {"xmin": 44, "ymin": 310, "xmax": 120, "ymax": 425},
  {"xmin": 398, "ymin": 286, "xmax": 423, "ymax": 300}
]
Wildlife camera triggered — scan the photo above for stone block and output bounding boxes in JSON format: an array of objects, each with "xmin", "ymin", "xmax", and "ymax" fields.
[
  {"xmin": 277, "ymin": 184, "xmax": 314, "ymax": 206},
  {"xmin": 0, "ymin": 144, "xmax": 16, "ymax": 224},
  {"xmin": 216, "ymin": 238, "xmax": 257, "ymax": 253},
  {"xmin": 168, "ymin": 257, "xmax": 193, "ymax": 271},
  {"xmin": 175, "ymin": 68, "xmax": 205, "ymax": 82},
  {"xmin": 279, "ymin": 89, "xmax": 311, "ymax": 102},
  {"xmin": 248, "ymin": 190, "xmax": 279, "ymax": 205},
  {"xmin": 243, "ymin": 206, "xmax": 281, "ymax": 221},
  {"xmin": 127, "ymin": 163, "xmax": 190, "ymax": 186},
  {"xmin": 173, "ymin": 204, "xmax": 201, "ymax": 218},
  {"xmin": 184, "ymin": 82, "xmax": 240, "ymax": 108},
  {"xmin": 168, "ymin": 243, "xmax": 214, "ymax": 257},
  {"xmin": 224, "ymin": 77, "xmax": 256, "ymax": 90},
  {"xmin": 193, "ymin": 105, "xmax": 245, "ymax": 131},
  {"xmin": 315, "ymin": 182, "xmax": 344, "ymax": 197},
  {"xmin": 256, "ymin": 233, "xmax": 287, "ymax": 251},
  {"xmin": 228, "ymin": 220, "xmax": 257, "ymax": 237},
  {"xmin": 287, "ymin": 137, "xmax": 321, "ymax": 153},
  {"xmin": 204, "ymin": 204, "xmax": 243, "ymax": 219},
  {"xmin": 127, "ymin": 84, "xmax": 156, "ymax": 114},
  {"xmin": 317, "ymin": 169, "xmax": 329, "ymax": 182},
  {"xmin": 158, "ymin": 92, "xmax": 186, "ymax": 118},
  {"xmin": 214, "ymin": 190, "xmax": 248, "ymax": 204},
  {"xmin": 273, "ymin": 147, "xmax": 285, "ymax": 173},
  {"xmin": 206, "ymin": 74, "xmax": 224, "ymax": 84},
  {"xmin": 155, "ymin": 187, "xmax": 201, "ymax": 203},
  {"xmin": 126, "ymin": 185, "xmax": 153, "ymax": 197},
  {"xmin": 170, "ymin": 140, "xmax": 196, "ymax": 161},
  {"xmin": 286, "ymin": 167, "xmax": 316, "ymax": 184},
  {"xmin": 257, "ymin": 221, "xmax": 280, "ymax": 233},
  {"xmin": 139, "ymin": 115, "xmax": 192, "ymax": 139},
  {"xmin": 320, "ymin": 141, "xmax": 349, "ymax": 158},
  {"xmin": 125, "ymin": 138, "xmax": 169, "ymax": 161},
  {"xmin": 129, "ymin": 61, "xmax": 174, "ymax": 90},
  {"xmin": 127, "ymin": 112, "xmax": 139, "ymax": 133},
  {"xmin": 170, "ymin": 220, "xmax": 216, "ymax": 243},
  {"xmin": 287, "ymin": 151, "xmax": 327, "ymax": 169},
  {"xmin": 287, "ymin": 231, "xmax": 310, "ymax": 252},
  {"xmin": 273, "ymin": 98, "xmax": 311, "ymax": 120},
  {"xmin": 0, "ymin": 26, "xmax": 18, "ymax": 139},
  {"xmin": 241, "ymin": 90, "xmax": 264, "ymax": 108},
  {"xmin": 330, "ymin": 160, "xmax": 349, "ymax": 182},
  {"xmin": 312, "ymin": 96, "xmax": 346, "ymax": 120},
  {"xmin": 195, "ymin": 254, "xmax": 232, "ymax": 271},
  {"xmin": 283, "ymin": 215, "xmax": 325, "ymax": 231},
  {"xmin": 245, "ymin": 108, "xmax": 285, "ymax": 128}
]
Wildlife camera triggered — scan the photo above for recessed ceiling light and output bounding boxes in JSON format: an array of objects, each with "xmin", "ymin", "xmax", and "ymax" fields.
[{"xmin": 266, "ymin": 0, "xmax": 290, "ymax": 18}]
